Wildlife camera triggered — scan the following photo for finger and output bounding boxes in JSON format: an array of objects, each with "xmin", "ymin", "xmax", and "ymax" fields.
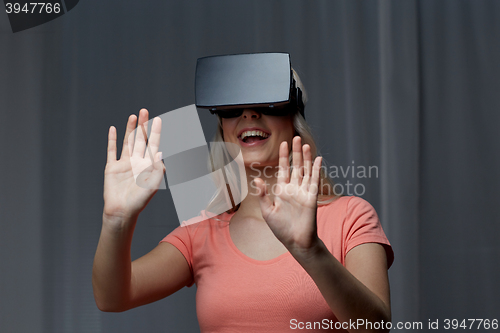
[
  {"xmin": 290, "ymin": 136, "xmax": 303, "ymax": 185},
  {"xmin": 145, "ymin": 117, "xmax": 162, "ymax": 161},
  {"xmin": 107, "ymin": 126, "xmax": 117, "ymax": 163},
  {"xmin": 254, "ymin": 178, "xmax": 273, "ymax": 213},
  {"xmin": 133, "ymin": 109, "xmax": 150, "ymax": 158},
  {"xmin": 120, "ymin": 114, "xmax": 137, "ymax": 159},
  {"xmin": 278, "ymin": 141, "xmax": 290, "ymax": 185},
  {"xmin": 309, "ymin": 156, "xmax": 322, "ymax": 195},
  {"xmin": 301, "ymin": 144, "xmax": 312, "ymax": 190}
]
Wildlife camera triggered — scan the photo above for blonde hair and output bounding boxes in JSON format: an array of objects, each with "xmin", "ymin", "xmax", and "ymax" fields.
[{"xmin": 205, "ymin": 69, "xmax": 337, "ymax": 216}]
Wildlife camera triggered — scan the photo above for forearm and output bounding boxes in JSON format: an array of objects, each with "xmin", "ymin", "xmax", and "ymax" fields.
[
  {"xmin": 290, "ymin": 239, "xmax": 391, "ymax": 333},
  {"xmin": 92, "ymin": 213, "xmax": 138, "ymax": 312}
]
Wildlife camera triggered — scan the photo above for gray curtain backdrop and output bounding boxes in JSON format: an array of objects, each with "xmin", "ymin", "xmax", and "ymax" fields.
[{"xmin": 1, "ymin": 0, "xmax": 499, "ymax": 332}]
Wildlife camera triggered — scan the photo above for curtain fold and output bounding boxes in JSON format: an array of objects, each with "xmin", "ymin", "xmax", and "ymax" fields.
[{"xmin": 378, "ymin": 0, "xmax": 422, "ymax": 324}]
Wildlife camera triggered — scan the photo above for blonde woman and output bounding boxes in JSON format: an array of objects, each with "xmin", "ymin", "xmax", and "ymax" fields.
[{"xmin": 93, "ymin": 57, "xmax": 394, "ymax": 332}]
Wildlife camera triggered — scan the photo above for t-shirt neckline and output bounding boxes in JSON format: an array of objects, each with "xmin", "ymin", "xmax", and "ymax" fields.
[{"xmin": 221, "ymin": 211, "xmax": 292, "ymax": 265}]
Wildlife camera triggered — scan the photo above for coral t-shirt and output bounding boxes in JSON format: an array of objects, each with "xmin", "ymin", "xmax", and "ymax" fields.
[{"xmin": 161, "ymin": 196, "xmax": 394, "ymax": 333}]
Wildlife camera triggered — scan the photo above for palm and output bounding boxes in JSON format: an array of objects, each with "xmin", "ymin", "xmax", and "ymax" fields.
[
  {"xmin": 255, "ymin": 137, "xmax": 322, "ymax": 251},
  {"xmin": 103, "ymin": 110, "xmax": 165, "ymax": 220}
]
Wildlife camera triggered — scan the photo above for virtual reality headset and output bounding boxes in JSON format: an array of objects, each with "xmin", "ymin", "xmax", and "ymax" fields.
[{"xmin": 195, "ymin": 53, "xmax": 305, "ymax": 118}]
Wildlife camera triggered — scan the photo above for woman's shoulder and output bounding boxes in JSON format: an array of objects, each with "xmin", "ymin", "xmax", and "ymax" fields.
[
  {"xmin": 175, "ymin": 210, "xmax": 232, "ymax": 242},
  {"xmin": 318, "ymin": 195, "xmax": 375, "ymax": 213},
  {"xmin": 320, "ymin": 196, "xmax": 393, "ymax": 267},
  {"xmin": 165, "ymin": 210, "xmax": 231, "ymax": 245},
  {"xmin": 317, "ymin": 195, "xmax": 379, "ymax": 227}
]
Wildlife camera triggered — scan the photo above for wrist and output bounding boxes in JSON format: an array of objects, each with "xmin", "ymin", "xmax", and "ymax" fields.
[
  {"xmin": 102, "ymin": 211, "xmax": 139, "ymax": 233},
  {"xmin": 289, "ymin": 237, "xmax": 329, "ymax": 265}
]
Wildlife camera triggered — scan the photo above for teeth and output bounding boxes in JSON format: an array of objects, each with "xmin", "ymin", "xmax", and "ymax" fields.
[{"xmin": 240, "ymin": 130, "xmax": 269, "ymax": 140}]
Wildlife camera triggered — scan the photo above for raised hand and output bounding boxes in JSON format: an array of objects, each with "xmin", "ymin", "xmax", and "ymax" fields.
[
  {"xmin": 253, "ymin": 136, "xmax": 323, "ymax": 253},
  {"xmin": 103, "ymin": 109, "xmax": 165, "ymax": 224}
]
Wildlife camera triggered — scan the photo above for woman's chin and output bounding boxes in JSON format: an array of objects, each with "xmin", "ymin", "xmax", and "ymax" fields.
[
  {"xmin": 240, "ymin": 150, "xmax": 279, "ymax": 169},
  {"xmin": 244, "ymin": 159, "xmax": 278, "ymax": 169}
]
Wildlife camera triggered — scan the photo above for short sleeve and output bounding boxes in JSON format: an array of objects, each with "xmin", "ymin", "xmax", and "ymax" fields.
[
  {"xmin": 344, "ymin": 196, "xmax": 394, "ymax": 268},
  {"xmin": 160, "ymin": 225, "xmax": 195, "ymax": 287}
]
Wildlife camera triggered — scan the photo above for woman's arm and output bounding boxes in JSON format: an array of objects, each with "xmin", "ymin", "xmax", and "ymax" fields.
[
  {"xmin": 92, "ymin": 214, "xmax": 137, "ymax": 312},
  {"xmin": 93, "ymin": 216, "xmax": 192, "ymax": 312},
  {"xmin": 292, "ymin": 241, "xmax": 390, "ymax": 333},
  {"xmin": 254, "ymin": 137, "xmax": 391, "ymax": 333},
  {"xmin": 92, "ymin": 110, "xmax": 192, "ymax": 312}
]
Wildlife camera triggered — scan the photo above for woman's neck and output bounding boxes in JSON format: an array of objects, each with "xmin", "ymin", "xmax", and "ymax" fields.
[{"xmin": 233, "ymin": 164, "xmax": 279, "ymax": 221}]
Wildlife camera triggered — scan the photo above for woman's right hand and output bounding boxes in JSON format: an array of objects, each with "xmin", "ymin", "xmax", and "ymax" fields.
[{"xmin": 103, "ymin": 109, "xmax": 165, "ymax": 225}]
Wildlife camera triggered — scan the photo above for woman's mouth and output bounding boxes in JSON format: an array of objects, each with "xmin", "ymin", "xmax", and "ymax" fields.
[{"xmin": 238, "ymin": 130, "xmax": 271, "ymax": 147}]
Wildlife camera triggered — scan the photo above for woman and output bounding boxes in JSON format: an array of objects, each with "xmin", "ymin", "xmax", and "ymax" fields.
[{"xmin": 92, "ymin": 68, "xmax": 394, "ymax": 332}]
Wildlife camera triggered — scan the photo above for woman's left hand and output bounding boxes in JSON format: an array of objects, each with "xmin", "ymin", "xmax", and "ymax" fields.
[{"xmin": 254, "ymin": 136, "xmax": 323, "ymax": 255}]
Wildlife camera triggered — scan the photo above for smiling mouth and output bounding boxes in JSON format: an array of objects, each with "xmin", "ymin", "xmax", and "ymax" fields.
[{"xmin": 239, "ymin": 130, "xmax": 270, "ymax": 143}]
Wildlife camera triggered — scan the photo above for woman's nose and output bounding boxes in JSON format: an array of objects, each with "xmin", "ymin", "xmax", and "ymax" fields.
[{"xmin": 242, "ymin": 109, "xmax": 261, "ymax": 119}]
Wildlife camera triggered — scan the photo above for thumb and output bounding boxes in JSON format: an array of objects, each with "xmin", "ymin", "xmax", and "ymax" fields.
[
  {"xmin": 153, "ymin": 152, "xmax": 165, "ymax": 171},
  {"xmin": 136, "ymin": 152, "xmax": 165, "ymax": 190},
  {"xmin": 149, "ymin": 152, "xmax": 165, "ymax": 187}
]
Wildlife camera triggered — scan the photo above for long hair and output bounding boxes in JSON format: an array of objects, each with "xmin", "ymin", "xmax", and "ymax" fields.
[{"xmin": 204, "ymin": 69, "xmax": 337, "ymax": 217}]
